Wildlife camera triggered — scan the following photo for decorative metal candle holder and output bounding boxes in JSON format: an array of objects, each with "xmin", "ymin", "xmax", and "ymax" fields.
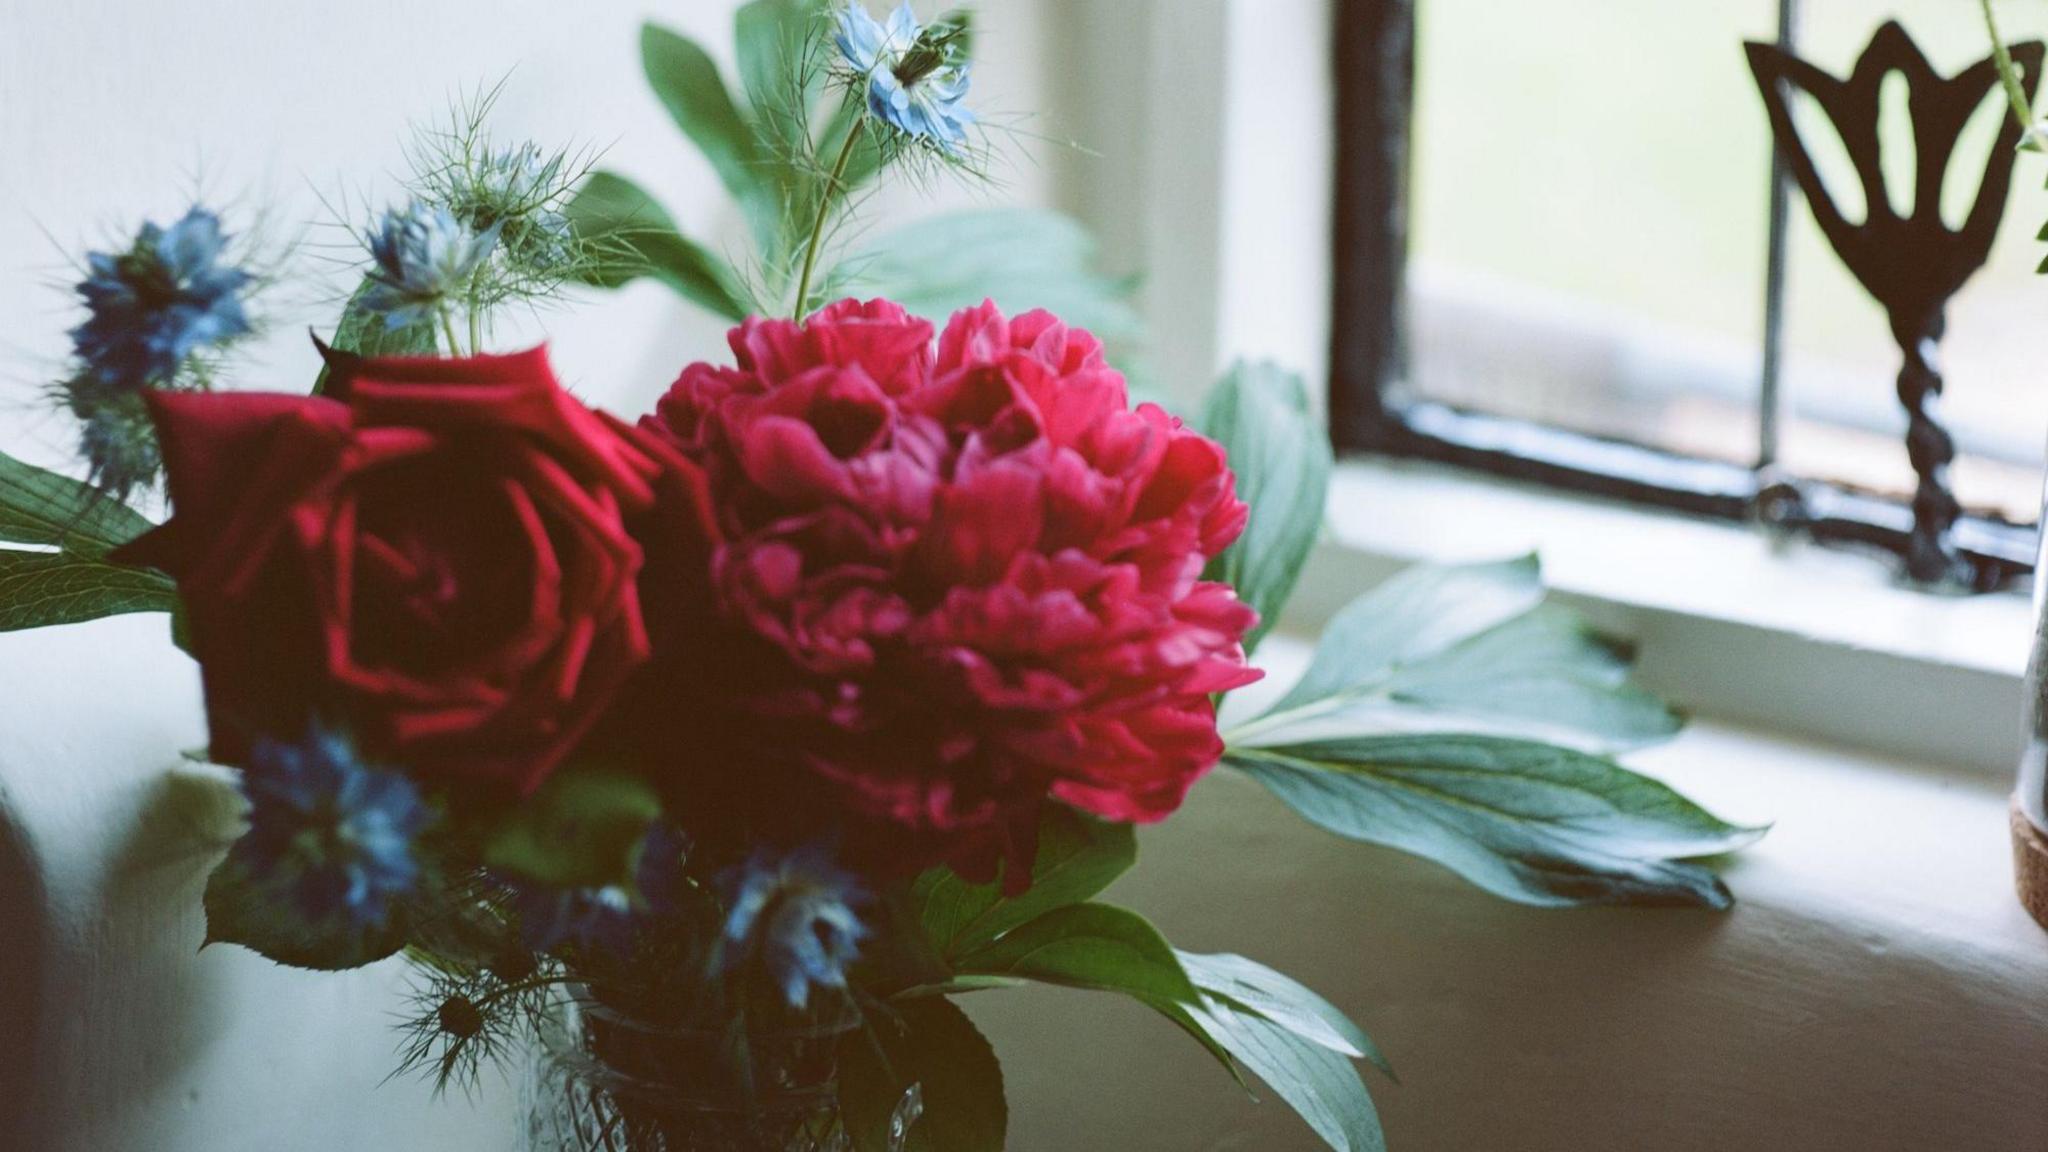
[{"xmin": 1745, "ymin": 22, "xmax": 2043, "ymax": 588}]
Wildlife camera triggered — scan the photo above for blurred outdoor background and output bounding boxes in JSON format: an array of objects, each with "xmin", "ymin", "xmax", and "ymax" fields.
[{"xmin": 1409, "ymin": 0, "xmax": 2048, "ymax": 520}]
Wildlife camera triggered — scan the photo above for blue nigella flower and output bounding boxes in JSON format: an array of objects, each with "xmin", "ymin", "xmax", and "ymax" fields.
[
  {"xmin": 69, "ymin": 206, "xmax": 252, "ymax": 392},
  {"xmin": 231, "ymin": 727, "xmax": 431, "ymax": 931},
  {"xmin": 512, "ymin": 823, "xmax": 692, "ymax": 957},
  {"xmin": 360, "ymin": 201, "xmax": 500, "ymax": 332},
  {"xmin": 716, "ymin": 845, "xmax": 870, "ymax": 1010},
  {"xmin": 836, "ymin": 2, "xmax": 976, "ymax": 152},
  {"xmin": 516, "ymin": 883, "xmax": 638, "ymax": 956}
]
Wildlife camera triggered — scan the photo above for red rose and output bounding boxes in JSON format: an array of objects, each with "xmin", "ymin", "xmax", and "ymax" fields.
[
  {"xmin": 117, "ymin": 346, "xmax": 680, "ymax": 793},
  {"xmin": 635, "ymin": 299, "xmax": 1260, "ymax": 880}
]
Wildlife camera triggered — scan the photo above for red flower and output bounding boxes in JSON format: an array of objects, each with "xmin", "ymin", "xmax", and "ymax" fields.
[
  {"xmin": 117, "ymin": 346, "xmax": 680, "ymax": 793},
  {"xmin": 636, "ymin": 300, "xmax": 1260, "ymax": 880}
]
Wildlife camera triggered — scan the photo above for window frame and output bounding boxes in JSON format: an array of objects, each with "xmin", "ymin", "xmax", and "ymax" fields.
[{"xmin": 1328, "ymin": 0, "xmax": 2039, "ymax": 589}]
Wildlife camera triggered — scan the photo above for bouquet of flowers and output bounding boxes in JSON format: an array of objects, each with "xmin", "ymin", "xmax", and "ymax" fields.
[{"xmin": 1, "ymin": 4, "xmax": 1762, "ymax": 1149}]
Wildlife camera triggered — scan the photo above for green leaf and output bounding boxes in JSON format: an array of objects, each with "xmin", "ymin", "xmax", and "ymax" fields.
[
  {"xmin": 564, "ymin": 171, "xmax": 751, "ymax": 320},
  {"xmin": 1229, "ymin": 735, "xmax": 1766, "ymax": 908},
  {"xmin": 1198, "ymin": 362, "xmax": 1331, "ymax": 653},
  {"xmin": 639, "ymin": 22, "xmax": 779, "ymax": 253},
  {"xmin": 1176, "ymin": 951, "xmax": 1390, "ymax": 1077},
  {"xmin": 0, "ymin": 450, "xmax": 156, "ymax": 558},
  {"xmin": 1387, "ymin": 607, "xmax": 1683, "ymax": 750},
  {"xmin": 204, "ymin": 854, "xmax": 407, "ymax": 971},
  {"xmin": 481, "ymin": 767, "xmax": 662, "ymax": 889},
  {"xmin": 953, "ymin": 902, "xmax": 1199, "ymax": 1005},
  {"xmin": 910, "ymin": 805, "xmax": 1136, "ymax": 963},
  {"xmin": 821, "ymin": 209, "xmax": 1145, "ymax": 378},
  {"xmin": 313, "ymin": 277, "xmax": 440, "ymax": 395},
  {"xmin": 0, "ymin": 549, "xmax": 178, "ymax": 631},
  {"xmin": 1170, "ymin": 994, "xmax": 1386, "ymax": 1152},
  {"xmin": 1263, "ymin": 556, "xmax": 1545, "ymax": 718},
  {"xmin": 0, "ymin": 451, "xmax": 175, "ymax": 632},
  {"xmin": 840, "ymin": 998, "xmax": 1006, "ymax": 1152}
]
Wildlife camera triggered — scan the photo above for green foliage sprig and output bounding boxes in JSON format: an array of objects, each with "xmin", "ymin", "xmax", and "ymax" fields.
[{"xmin": 563, "ymin": 0, "xmax": 1144, "ymax": 374}]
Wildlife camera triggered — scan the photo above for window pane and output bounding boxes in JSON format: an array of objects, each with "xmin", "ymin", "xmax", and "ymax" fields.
[
  {"xmin": 1778, "ymin": 1, "xmax": 2048, "ymax": 522},
  {"xmin": 1407, "ymin": 0, "xmax": 1781, "ymax": 465}
]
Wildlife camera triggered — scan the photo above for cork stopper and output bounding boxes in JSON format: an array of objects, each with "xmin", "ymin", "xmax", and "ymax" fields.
[{"xmin": 2011, "ymin": 795, "xmax": 2048, "ymax": 933}]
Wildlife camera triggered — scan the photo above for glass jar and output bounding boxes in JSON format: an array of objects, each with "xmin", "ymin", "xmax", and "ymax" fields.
[
  {"xmin": 2016, "ymin": 472, "xmax": 2048, "ymax": 930},
  {"xmin": 523, "ymin": 995, "xmax": 923, "ymax": 1152}
]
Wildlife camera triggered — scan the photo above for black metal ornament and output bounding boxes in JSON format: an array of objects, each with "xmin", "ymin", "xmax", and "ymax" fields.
[{"xmin": 1745, "ymin": 22, "xmax": 2043, "ymax": 587}]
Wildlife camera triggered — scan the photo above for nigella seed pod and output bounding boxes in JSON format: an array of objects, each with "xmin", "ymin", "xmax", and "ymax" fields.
[{"xmin": 437, "ymin": 995, "xmax": 484, "ymax": 1040}]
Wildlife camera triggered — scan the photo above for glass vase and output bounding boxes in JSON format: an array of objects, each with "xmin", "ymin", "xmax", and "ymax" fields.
[{"xmin": 522, "ymin": 995, "xmax": 922, "ymax": 1152}]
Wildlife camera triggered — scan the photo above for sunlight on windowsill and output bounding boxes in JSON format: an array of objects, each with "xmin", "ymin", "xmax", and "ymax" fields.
[{"xmin": 1284, "ymin": 456, "xmax": 2035, "ymax": 776}]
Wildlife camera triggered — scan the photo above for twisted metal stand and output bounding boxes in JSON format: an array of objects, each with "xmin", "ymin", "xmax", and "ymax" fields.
[{"xmin": 1893, "ymin": 319, "xmax": 1969, "ymax": 585}]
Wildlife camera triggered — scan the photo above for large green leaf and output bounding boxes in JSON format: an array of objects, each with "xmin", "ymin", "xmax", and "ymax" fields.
[
  {"xmin": 0, "ymin": 549, "xmax": 178, "ymax": 631},
  {"xmin": 0, "ymin": 450, "xmax": 157, "ymax": 558},
  {"xmin": 1261, "ymin": 556, "xmax": 1545, "ymax": 719},
  {"xmin": 1198, "ymin": 362, "xmax": 1331, "ymax": 653},
  {"xmin": 953, "ymin": 902, "xmax": 1199, "ymax": 1005},
  {"xmin": 910, "ymin": 805, "xmax": 1135, "ymax": 963},
  {"xmin": 480, "ymin": 767, "xmax": 662, "ymax": 889},
  {"xmin": 0, "ymin": 451, "xmax": 176, "ymax": 632},
  {"xmin": 204, "ymin": 853, "xmax": 408, "ymax": 971},
  {"xmin": 840, "ymin": 998, "xmax": 1006, "ymax": 1152},
  {"xmin": 821, "ymin": 209, "xmax": 1144, "ymax": 374},
  {"xmin": 639, "ymin": 22, "xmax": 779, "ymax": 253},
  {"xmin": 1387, "ymin": 607, "xmax": 1683, "ymax": 750},
  {"xmin": 1169, "ymin": 994, "xmax": 1386, "ymax": 1152},
  {"xmin": 1229, "ymin": 735, "xmax": 1765, "ymax": 908},
  {"xmin": 563, "ymin": 171, "xmax": 751, "ymax": 320},
  {"xmin": 1176, "ymin": 951, "xmax": 1390, "ymax": 1076}
]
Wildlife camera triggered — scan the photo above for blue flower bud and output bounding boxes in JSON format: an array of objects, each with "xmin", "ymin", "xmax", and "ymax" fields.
[{"xmin": 360, "ymin": 202, "xmax": 501, "ymax": 332}]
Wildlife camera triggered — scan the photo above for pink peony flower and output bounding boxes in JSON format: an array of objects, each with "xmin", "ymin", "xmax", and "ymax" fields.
[{"xmin": 633, "ymin": 299, "xmax": 1260, "ymax": 882}]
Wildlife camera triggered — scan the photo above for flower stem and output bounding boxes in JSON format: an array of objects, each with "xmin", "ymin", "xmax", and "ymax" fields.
[
  {"xmin": 1982, "ymin": 0, "xmax": 2038, "ymax": 139},
  {"xmin": 792, "ymin": 117, "xmax": 866, "ymax": 321},
  {"xmin": 439, "ymin": 306, "xmax": 463, "ymax": 358}
]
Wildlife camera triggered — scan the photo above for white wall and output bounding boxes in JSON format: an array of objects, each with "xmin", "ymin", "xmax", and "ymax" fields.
[{"xmin": 0, "ymin": 0, "xmax": 1057, "ymax": 456}]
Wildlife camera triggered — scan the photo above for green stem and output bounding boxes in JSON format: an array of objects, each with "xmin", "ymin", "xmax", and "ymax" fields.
[
  {"xmin": 471, "ymin": 972, "xmax": 579, "ymax": 1014},
  {"xmin": 1982, "ymin": 0, "xmax": 2038, "ymax": 137},
  {"xmin": 439, "ymin": 306, "xmax": 463, "ymax": 359},
  {"xmin": 1218, "ymin": 679, "xmax": 1396, "ymax": 746},
  {"xmin": 467, "ymin": 290, "xmax": 482, "ymax": 357},
  {"xmin": 792, "ymin": 117, "xmax": 866, "ymax": 321}
]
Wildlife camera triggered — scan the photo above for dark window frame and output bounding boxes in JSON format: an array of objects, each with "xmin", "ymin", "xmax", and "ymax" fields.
[{"xmin": 1329, "ymin": 0, "xmax": 2039, "ymax": 590}]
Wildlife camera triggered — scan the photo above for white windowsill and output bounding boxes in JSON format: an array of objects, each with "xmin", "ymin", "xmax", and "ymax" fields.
[{"xmin": 1280, "ymin": 457, "xmax": 2037, "ymax": 776}]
